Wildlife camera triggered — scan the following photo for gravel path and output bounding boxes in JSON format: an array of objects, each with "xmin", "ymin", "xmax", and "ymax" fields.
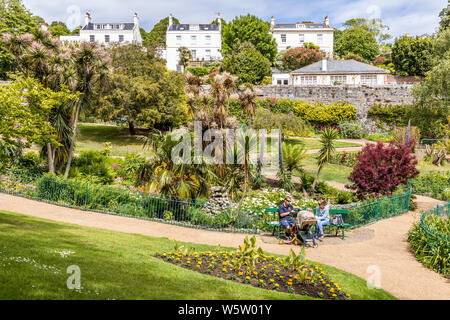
[{"xmin": 0, "ymin": 193, "xmax": 448, "ymax": 300}]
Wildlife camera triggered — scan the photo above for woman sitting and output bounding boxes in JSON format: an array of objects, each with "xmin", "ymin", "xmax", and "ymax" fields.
[{"xmin": 315, "ymin": 199, "xmax": 330, "ymax": 241}]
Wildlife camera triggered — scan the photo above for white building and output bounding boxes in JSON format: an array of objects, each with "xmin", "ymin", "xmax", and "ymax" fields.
[
  {"xmin": 270, "ymin": 16, "xmax": 334, "ymax": 56},
  {"xmin": 165, "ymin": 13, "xmax": 222, "ymax": 71},
  {"xmin": 60, "ymin": 12, "xmax": 142, "ymax": 46},
  {"xmin": 291, "ymin": 59, "xmax": 388, "ymax": 85}
]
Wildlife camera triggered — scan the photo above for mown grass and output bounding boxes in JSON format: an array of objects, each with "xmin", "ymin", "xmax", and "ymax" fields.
[
  {"xmin": 0, "ymin": 210, "xmax": 396, "ymax": 300},
  {"xmin": 75, "ymin": 123, "xmax": 150, "ymax": 157}
]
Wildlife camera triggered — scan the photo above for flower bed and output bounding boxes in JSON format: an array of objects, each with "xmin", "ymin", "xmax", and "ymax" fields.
[{"xmin": 155, "ymin": 237, "xmax": 351, "ymax": 300}]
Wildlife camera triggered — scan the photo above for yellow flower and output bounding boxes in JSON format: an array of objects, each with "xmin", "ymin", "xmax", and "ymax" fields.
[
  {"xmin": 326, "ymin": 284, "xmax": 330, "ymax": 287},
  {"xmin": 332, "ymin": 294, "xmax": 337, "ymax": 297},
  {"xmin": 238, "ymin": 272, "xmax": 243, "ymax": 276},
  {"xmin": 246, "ymin": 276, "xmax": 250, "ymax": 280},
  {"xmin": 346, "ymin": 293, "xmax": 351, "ymax": 297},
  {"xmin": 253, "ymin": 271, "xmax": 258, "ymax": 276},
  {"xmin": 222, "ymin": 268, "xmax": 227, "ymax": 272},
  {"xmin": 196, "ymin": 265, "xmax": 201, "ymax": 268},
  {"xmin": 330, "ymin": 288, "xmax": 335, "ymax": 293},
  {"xmin": 305, "ymin": 276, "xmax": 311, "ymax": 280},
  {"xmin": 259, "ymin": 280, "xmax": 264, "ymax": 283},
  {"xmin": 275, "ymin": 284, "xmax": 279, "ymax": 288},
  {"xmin": 269, "ymin": 279, "xmax": 275, "ymax": 283}
]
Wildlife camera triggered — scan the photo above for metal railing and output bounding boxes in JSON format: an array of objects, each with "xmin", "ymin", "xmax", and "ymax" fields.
[
  {"xmin": 420, "ymin": 201, "xmax": 450, "ymax": 246},
  {"xmin": 0, "ymin": 170, "xmax": 412, "ymax": 234}
]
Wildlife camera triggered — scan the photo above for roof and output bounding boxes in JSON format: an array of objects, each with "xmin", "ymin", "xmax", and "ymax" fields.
[
  {"xmin": 168, "ymin": 24, "xmax": 219, "ymax": 31},
  {"xmin": 82, "ymin": 23, "xmax": 135, "ymax": 31},
  {"xmin": 273, "ymin": 22, "xmax": 331, "ymax": 30},
  {"xmin": 291, "ymin": 60, "xmax": 389, "ymax": 75}
]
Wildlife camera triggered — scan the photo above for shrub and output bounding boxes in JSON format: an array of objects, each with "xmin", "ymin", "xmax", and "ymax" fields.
[
  {"xmin": 347, "ymin": 141, "xmax": 419, "ymax": 199},
  {"xmin": 408, "ymin": 212, "xmax": 449, "ymax": 276},
  {"xmin": 293, "ymin": 101, "xmax": 357, "ymax": 126},
  {"xmin": 185, "ymin": 67, "xmax": 209, "ymax": 77},
  {"xmin": 366, "ymin": 132, "xmax": 394, "ymax": 142},
  {"xmin": 260, "ymin": 76, "xmax": 273, "ymax": 86},
  {"xmin": 409, "ymin": 172, "xmax": 450, "ymax": 200},
  {"xmin": 69, "ymin": 150, "xmax": 116, "ymax": 185},
  {"xmin": 14, "ymin": 152, "xmax": 46, "ymax": 175},
  {"xmin": 281, "ymin": 47, "xmax": 324, "ymax": 72},
  {"xmin": 329, "ymin": 151, "xmax": 360, "ymax": 168},
  {"xmin": 339, "ymin": 120, "xmax": 363, "ymax": 139},
  {"xmin": 252, "ymin": 109, "xmax": 314, "ymax": 138}
]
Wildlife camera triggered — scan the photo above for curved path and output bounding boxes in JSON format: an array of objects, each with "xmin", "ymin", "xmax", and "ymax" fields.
[{"xmin": 0, "ymin": 193, "xmax": 448, "ymax": 300}]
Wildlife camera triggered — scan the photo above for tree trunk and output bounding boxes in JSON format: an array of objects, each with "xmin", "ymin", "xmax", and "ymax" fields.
[
  {"xmin": 47, "ymin": 143, "xmax": 55, "ymax": 174},
  {"xmin": 128, "ymin": 120, "xmax": 136, "ymax": 135},
  {"xmin": 310, "ymin": 165, "xmax": 322, "ymax": 196},
  {"xmin": 64, "ymin": 94, "xmax": 84, "ymax": 178}
]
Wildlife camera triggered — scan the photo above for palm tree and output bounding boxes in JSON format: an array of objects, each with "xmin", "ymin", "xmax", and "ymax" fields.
[
  {"xmin": 310, "ymin": 128, "xmax": 339, "ymax": 195},
  {"xmin": 64, "ymin": 42, "xmax": 111, "ymax": 178},
  {"xmin": 239, "ymin": 84, "xmax": 258, "ymax": 127}
]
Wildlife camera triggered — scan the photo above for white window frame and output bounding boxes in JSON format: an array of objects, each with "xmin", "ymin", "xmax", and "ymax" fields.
[
  {"xmin": 89, "ymin": 35, "xmax": 95, "ymax": 42},
  {"xmin": 281, "ymin": 34, "xmax": 286, "ymax": 43},
  {"xmin": 330, "ymin": 75, "xmax": 346, "ymax": 85},
  {"xmin": 299, "ymin": 34, "xmax": 304, "ymax": 43},
  {"xmin": 317, "ymin": 33, "xmax": 323, "ymax": 43},
  {"xmin": 300, "ymin": 76, "xmax": 317, "ymax": 85},
  {"xmin": 361, "ymin": 75, "xmax": 377, "ymax": 85}
]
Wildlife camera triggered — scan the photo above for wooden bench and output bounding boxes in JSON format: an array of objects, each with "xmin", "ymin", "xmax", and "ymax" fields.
[{"xmin": 265, "ymin": 207, "xmax": 351, "ymax": 240}]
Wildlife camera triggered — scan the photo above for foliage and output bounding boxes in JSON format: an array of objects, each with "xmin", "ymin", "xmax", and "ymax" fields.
[
  {"xmin": 47, "ymin": 21, "xmax": 71, "ymax": 37},
  {"xmin": 366, "ymin": 132, "xmax": 394, "ymax": 143},
  {"xmin": 0, "ymin": 0, "xmax": 39, "ymax": 78},
  {"xmin": 281, "ymin": 47, "xmax": 324, "ymax": 72},
  {"xmin": 177, "ymin": 46, "xmax": 192, "ymax": 71},
  {"xmin": 391, "ymin": 126, "xmax": 420, "ymax": 152},
  {"xmin": 260, "ymin": 75, "xmax": 272, "ymax": 86},
  {"xmin": 144, "ymin": 16, "xmax": 180, "ymax": 47},
  {"xmin": 347, "ymin": 141, "xmax": 419, "ymax": 199},
  {"xmin": 334, "ymin": 24, "xmax": 380, "ymax": 62},
  {"xmin": 439, "ymin": 1, "xmax": 450, "ymax": 32},
  {"xmin": 252, "ymin": 109, "xmax": 313, "ymax": 138},
  {"xmin": 69, "ymin": 149, "xmax": 116, "ymax": 185},
  {"xmin": 409, "ymin": 172, "xmax": 450, "ymax": 200},
  {"xmin": 338, "ymin": 120, "xmax": 363, "ymax": 139},
  {"xmin": 368, "ymin": 104, "xmax": 448, "ymax": 139},
  {"xmin": 408, "ymin": 211, "xmax": 450, "ymax": 276},
  {"xmin": 292, "ymin": 101, "xmax": 356, "ymax": 126},
  {"xmin": 0, "ymin": 78, "xmax": 75, "ymax": 148},
  {"xmin": 222, "ymin": 41, "xmax": 271, "ymax": 84},
  {"xmin": 282, "ymin": 143, "xmax": 307, "ymax": 173},
  {"xmin": 391, "ymin": 36, "xmax": 433, "ymax": 76},
  {"xmin": 100, "ymin": 44, "xmax": 187, "ymax": 133},
  {"xmin": 185, "ymin": 66, "xmax": 209, "ymax": 77},
  {"xmin": 222, "ymin": 14, "xmax": 277, "ymax": 63},
  {"xmin": 310, "ymin": 128, "xmax": 339, "ymax": 195}
]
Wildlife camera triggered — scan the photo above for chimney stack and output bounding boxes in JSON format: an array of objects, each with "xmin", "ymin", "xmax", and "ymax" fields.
[
  {"xmin": 85, "ymin": 12, "xmax": 91, "ymax": 26},
  {"xmin": 169, "ymin": 13, "xmax": 173, "ymax": 27},
  {"xmin": 325, "ymin": 16, "xmax": 330, "ymax": 27},
  {"xmin": 134, "ymin": 13, "xmax": 139, "ymax": 27},
  {"xmin": 270, "ymin": 16, "xmax": 275, "ymax": 30},
  {"xmin": 41, "ymin": 23, "xmax": 48, "ymax": 31},
  {"xmin": 218, "ymin": 12, "xmax": 221, "ymax": 29},
  {"xmin": 322, "ymin": 58, "xmax": 327, "ymax": 72}
]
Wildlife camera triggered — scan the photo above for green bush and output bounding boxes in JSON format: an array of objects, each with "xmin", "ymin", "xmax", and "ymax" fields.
[
  {"xmin": 69, "ymin": 150, "xmax": 116, "ymax": 185},
  {"xmin": 408, "ymin": 211, "xmax": 449, "ymax": 276},
  {"xmin": 366, "ymin": 132, "xmax": 394, "ymax": 142},
  {"xmin": 329, "ymin": 151, "xmax": 360, "ymax": 168},
  {"xmin": 339, "ymin": 121, "xmax": 363, "ymax": 139},
  {"xmin": 185, "ymin": 67, "xmax": 209, "ymax": 77},
  {"xmin": 292, "ymin": 101, "xmax": 357, "ymax": 126},
  {"xmin": 14, "ymin": 152, "xmax": 46, "ymax": 175},
  {"xmin": 409, "ymin": 172, "xmax": 450, "ymax": 200},
  {"xmin": 260, "ymin": 75, "xmax": 273, "ymax": 86}
]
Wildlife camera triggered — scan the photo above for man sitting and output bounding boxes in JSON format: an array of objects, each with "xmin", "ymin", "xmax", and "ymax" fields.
[{"xmin": 278, "ymin": 196, "xmax": 301, "ymax": 238}]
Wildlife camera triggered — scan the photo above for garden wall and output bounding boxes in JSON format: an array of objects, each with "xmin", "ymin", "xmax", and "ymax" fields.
[{"xmin": 257, "ymin": 85, "xmax": 415, "ymax": 120}]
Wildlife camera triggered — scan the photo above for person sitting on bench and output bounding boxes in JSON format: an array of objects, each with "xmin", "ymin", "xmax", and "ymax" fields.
[
  {"xmin": 315, "ymin": 199, "xmax": 330, "ymax": 241},
  {"xmin": 278, "ymin": 196, "xmax": 301, "ymax": 238}
]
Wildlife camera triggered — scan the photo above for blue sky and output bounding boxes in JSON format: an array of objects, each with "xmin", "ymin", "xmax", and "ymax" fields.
[{"xmin": 23, "ymin": 0, "xmax": 447, "ymax": 40}]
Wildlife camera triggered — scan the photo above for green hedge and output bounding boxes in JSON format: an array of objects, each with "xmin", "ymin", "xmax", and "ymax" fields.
[
  {"xmin": 408, "ymin": 203, "xmax": 450, "ymax": 277},
  {"xmin": 409, "ymin": 171, "xmax": 450, "ymax": 200}
]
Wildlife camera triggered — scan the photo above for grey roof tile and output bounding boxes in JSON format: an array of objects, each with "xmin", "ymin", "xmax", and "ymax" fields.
[
  {"xmin": 291, "ymin": 60, "xmax": 388, "ymax": 74},
  {"xmin": 82, "ymin": 23, "xmax": 135, "ymax": 31},
  {"xmin": 168, "ymin": 24, "xmax": 219, "ymax": 31}
]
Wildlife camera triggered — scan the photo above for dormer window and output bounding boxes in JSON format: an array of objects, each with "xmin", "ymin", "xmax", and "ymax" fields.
[
  {"xmin": 191, "ymin": 24, "xmax": 199, "ymax": 31},
  {"xmin": 296, "ymin": 24, "xmax": 305, "ymax": 29}
]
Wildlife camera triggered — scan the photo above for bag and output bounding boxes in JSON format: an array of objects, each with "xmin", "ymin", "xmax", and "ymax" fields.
[{"xmin": 331, "ymin": 214, "xmax": 343, "ymax": 225}]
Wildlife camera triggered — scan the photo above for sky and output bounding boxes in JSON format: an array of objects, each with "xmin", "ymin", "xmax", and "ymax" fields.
[{"xmin": 23, "ymin": 0, "xmax": 447, "ymax": 40}]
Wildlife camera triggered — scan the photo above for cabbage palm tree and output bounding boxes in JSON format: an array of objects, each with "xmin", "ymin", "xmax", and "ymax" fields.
[
  {"xmin": 64, "ymin": 42, "xmax": 111, "ymax": 178},
  {"xmin": 239, "ymin": 84, "xmax": 258, "ymax": 127},
  {"xmin": 310, "ymin": 128, "xmax": 339, "ymax": 195}
]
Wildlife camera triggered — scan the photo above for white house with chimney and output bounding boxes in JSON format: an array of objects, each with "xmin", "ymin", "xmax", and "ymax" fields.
[
  {"xmin": 290, "ymin": 59, "xmax": 388, "ymax": 85},
  {"xmin": 165, "ymin": 13, "xmax": 222, "ymax": 71},
  {"xmin": 60, "ymin": 12, "xmax": 142, "ymax": 46},
  {"xmin": 270, "ymin": 16, "xmax": 334, "ymax": 56}
]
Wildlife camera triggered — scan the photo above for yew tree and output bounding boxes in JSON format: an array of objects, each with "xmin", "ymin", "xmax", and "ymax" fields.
[{"xmin": 347, "ymin": 141, "xmax": 419, "ymax": 199}]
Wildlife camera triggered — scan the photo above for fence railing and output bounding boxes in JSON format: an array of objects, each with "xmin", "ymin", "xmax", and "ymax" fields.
[
  {"xmin": 0, "ymin": 170, "xmax": 412, "ymax": 234},
  {"xmin": 420, "ymin": 202, "xmax": 450, "ymax": 246}
]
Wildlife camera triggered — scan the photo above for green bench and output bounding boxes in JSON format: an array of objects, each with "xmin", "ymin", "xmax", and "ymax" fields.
[{"xmin": 265, "ymin": 207, "xmax": 351, "ymax": 240}]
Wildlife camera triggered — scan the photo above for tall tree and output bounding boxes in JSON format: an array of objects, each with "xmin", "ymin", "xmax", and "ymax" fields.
[
  {"xmin": 64, "ymin": 42, "xmax": 111, "ymax": 178},
  {"xmin": 391, "ymin": 36, "xmax": 433, "ymax": 76},
  {"xmin": 145, "ymin": 16, "xmax": 180, "ymax": 48},
  {"xmin": 48, "ymin": 21, "xmax": 71, "ymax": 37},
  {"xmin": 334, "ymin": 24, "xmax": 380, "ymax": 62},
  {"xmin": 222, "ymin": 14, "xmax": 277, "ymax": 63},
  {"xmin": 222, "ymin": 41, "xmax": 271, "ymax": 84},
  {"xmin": 177, "ymin": 46, "xmax": 191, "ymax": 72},
  {"xmin": 439, "ymin": 1, "xmax": 450, "ymax": 32}
]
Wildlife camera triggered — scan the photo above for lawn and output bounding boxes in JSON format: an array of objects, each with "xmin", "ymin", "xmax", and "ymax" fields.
[
  {"xmin": 0, "ymin": 210, "xmax": 395, "ymax": 300},
  {"xmin": 284, "ymin": 138, "xmax": 362, "ymax": 150},
  {"xmin": 75, "ymin": 123, "xmax": 150, "ymax": 157}
]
